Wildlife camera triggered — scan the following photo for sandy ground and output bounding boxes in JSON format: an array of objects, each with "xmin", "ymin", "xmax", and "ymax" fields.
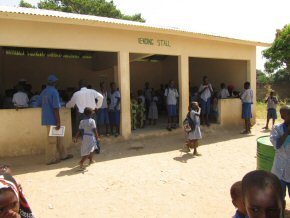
[{"xmin": 2, "ymin": 120, "xmax": 289, "ymax": 218}]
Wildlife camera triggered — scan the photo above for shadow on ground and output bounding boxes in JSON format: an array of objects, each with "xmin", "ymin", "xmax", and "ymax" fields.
[{"xmin": 2, "ymin": 125, "xmax": 258, "ymax": 176}]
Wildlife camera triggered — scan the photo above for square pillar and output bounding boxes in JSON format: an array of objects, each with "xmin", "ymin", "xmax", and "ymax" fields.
[
  {"xmin": 118, "ymin": 51, "xmax": 131, "ymax": 138},
  {"xmin": 178, "ymin": 55, "xmax": 189, "ymax": 126},
  {"xmin": 247, "ymin": 57, "xmax": 256, "ymax": 124}
]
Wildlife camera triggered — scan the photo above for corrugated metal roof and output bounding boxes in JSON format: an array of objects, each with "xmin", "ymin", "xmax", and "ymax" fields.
[{"xmin": 0, "ymin": 6, "xmax": 270, "ymax": 46}]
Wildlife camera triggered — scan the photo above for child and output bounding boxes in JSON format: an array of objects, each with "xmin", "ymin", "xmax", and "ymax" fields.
[
  {"xmin": 148, "ymin": 91, "xmax": 159, "ymax": 125},
  {"xmin": 108, "ymin": 82, "xmax": 121, "ymax": 137},
  {"xmin": 242, "ymin": 170, "xmax": 285, "ymax": 218},
  {"xmin": 263, "ymin": 91, "xmax": 278, "ymax": 130},
  {"xmin": 219, "ymin": 83, "xmax": 230, "ymax": 99},
  {"xmin": 240, "ymin": 82, "xmax": 253, "ymax": 134},
  {"xmin": 198, "ymin": 76, "xmax": 213, "ymax": 126},
  {"xmin": 137, "ymin": 89, "xmax": 146, "ymax": 106},
  {"xmin": 270, "ymin": 105, "xmax": 290, "ymax": 198},
  {"xmin": 184, "ymin": 101, "xmax": 202, "ymax": 156},
  {"xmin": 211, "ymin": 91, "xmax": 219, "ymax": 122},
  {"xmin": 130, "ymin": 93, "xmax": 138, "ymax": 130},
  {"xmin": 230, "ymin": 181, "xmax": 248, "ymax": 218},
  {"xmin": 137, "ymin": 98, "xmax": 146, "ymax": 128},
  {"xmin": 164, "ymin": 80, "xmax": 179, "ymax": 131},
  {"xmin": 74, "ymin": 107, "xmax": 99, "ymax": 170}
]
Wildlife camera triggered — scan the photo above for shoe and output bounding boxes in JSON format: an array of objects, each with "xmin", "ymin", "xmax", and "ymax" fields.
[
  {"xmin": 114, "ymin": 133, "xmax": 120, "ymax": 137},
  {"xmin": 95, "ymin": 148, "xmax": 100, "ymax": 154},
  {"xmin": 262, "ymin": 127, "xmax": 269, "ymax": 130},
  {"xmin": 61, "ymin": 154, "xmax": 74, "ymax": 161},
  {"xmin": 167, "ymin": 127, "xmax": 172, "ymax": 131}
]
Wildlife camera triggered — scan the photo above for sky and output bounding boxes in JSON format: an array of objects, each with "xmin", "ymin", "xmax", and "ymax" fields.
[{"xmin": 0, "ymin": 0, "xmax": 290, "ymax": 70}]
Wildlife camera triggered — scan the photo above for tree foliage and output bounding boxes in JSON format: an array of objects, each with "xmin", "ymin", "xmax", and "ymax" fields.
[
  {"xmin": 19, "ymin": 0, "xmax": 36, "ymax": 8},
  {"xmin": 263, "ymin": 24, "xmax": 290, "ymax": 75},
  {"xmin": 19, "ymin": 0, "xmax": 145, "ymax": 22}
]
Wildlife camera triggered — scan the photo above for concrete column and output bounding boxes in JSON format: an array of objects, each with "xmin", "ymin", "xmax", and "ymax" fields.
[
  {"xmin": 247, "ymin": 55, "xmax": 256, "ymax": 123},
  {"xmin": 178, "ymin": 55, "xmax": 189, "ymax": 126},
  {"xmin": 0, "ymin": 47, "xmax": 4, "ymax": 95},
  {"xmin": 117, "ymin": 51, "xmax": 131, "ymax": 138}
]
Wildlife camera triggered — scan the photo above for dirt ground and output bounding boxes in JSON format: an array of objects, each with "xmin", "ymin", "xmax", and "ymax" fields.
[{"xmin": 2, "ymin": 120, "xmax": 289, "ymax": 218}]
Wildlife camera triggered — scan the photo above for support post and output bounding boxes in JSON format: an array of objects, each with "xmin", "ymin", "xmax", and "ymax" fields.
[
  {"xmin": 117, "ymin": 51, "xmax": 131, "ymax": 138},
  {"xmin": 178, "ymin": 55, "xmax": 189, "ymax": 126},
  {"xmin": 247, "ymin": 56, "xmax": 256, "ymax": 124}
]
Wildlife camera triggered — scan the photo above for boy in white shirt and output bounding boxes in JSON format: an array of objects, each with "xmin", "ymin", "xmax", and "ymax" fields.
[
  {"xmin": 263, "ymin": 91, "xmax": 278, "ymax": 130},
  {"xmin": 108, "ymin": 82, "xmax": 121, "ymax": 137},
  {"xmin": 164, "ymin": 80, "xmax": 179, "ymax": 131},
  {"xmin": 219, "ymin": 83, "xmax": 230, "ymax": 99},
  {"xmin": 240, "ymin": 81, "xmax": 253, "ymax": 134}
]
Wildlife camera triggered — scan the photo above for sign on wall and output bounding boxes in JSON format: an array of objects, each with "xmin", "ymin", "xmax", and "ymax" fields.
[{"xmin": 138, "ymin": 38, "xmax": 171, "ymax": 47}]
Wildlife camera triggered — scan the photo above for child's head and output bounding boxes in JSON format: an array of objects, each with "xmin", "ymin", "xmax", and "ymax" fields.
[
  {"xmin": 190, "ymin": 101, "xmax": 199, "ymax": 111},
  {"xmin": 280, "ymin": 105, "xmax": 290, "ymax": 123},
  {"xmin": 242, "ymin": 170, "xmax": 285, "ymax": 218},
  {"xmin": 203, "ymin": 76, "xmax": 208, "ymax": 84},
  {"xmin": 244, "ymin": 82, "xmax": 250, "ymax": 89},
  {"xmin": 84, "ymin": 107, "xmax": 93, "ymax": 117},
  {"xmin": 100, "ymin": 82, "xmax": 105, "ymax": 89},
  {"xmin": 0, "ymin": 165, "xmax": 12, "ymax": 176},
  {"xmin": 168, "ymin": 80, "xmax": 175, "ymax": 88},
  {"xmin": 110, "ymin": 82, "xmax": 116, "ymax": 91},
  {"xmin": 220, "ymin": 83, "xmax": 226, "ymax": 89},
  {"xmin": 270, "ymin": 91, "xmax": 275, "ymax": 97},
  {"xmin": 230, "ymin": 181, "xmax": 247, "ymax": 216}
]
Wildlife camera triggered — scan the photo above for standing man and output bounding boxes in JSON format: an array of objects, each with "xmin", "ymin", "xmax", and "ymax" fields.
[
  {"xmin": 39, "ymin": 75, "xmax": 73, "ymax": 165},
  {"xmin": 108, "ymin": 82, "xmax": 121, "ymax": 137},
  {"xmin": 199, "ymin": 76, "xmax": 213, "ymax": 126},
  {"xmin": 66, "ymin": 80, "xmax": 103, "ymax": 129},
  {"xmin": 97, "ymin": 82, "xmax": 110, "ymax": 136},
  {"xmin": 164, "ymin": 80, "xmax": 179, "ymax": 131}
]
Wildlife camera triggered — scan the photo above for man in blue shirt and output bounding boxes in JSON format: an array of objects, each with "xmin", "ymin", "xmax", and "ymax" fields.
[{"xmin": 39, "ymin": 75, "xmax": 73, "ymax": 165}]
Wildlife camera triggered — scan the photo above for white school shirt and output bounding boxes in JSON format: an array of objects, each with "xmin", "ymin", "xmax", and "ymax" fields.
[
  {"xmin": 240, "ymin": 89, "xmax": 253, "ymax": 103},
  {"xmin": 220, "ymin": 88, "xmax": 230, "ymax": 99},
  {"xmin": 164, "ymin": 88, "xmax": 179, "ymax": 105},
  {"xmin": 267, "ymin": 96, "xmax": 278, "ymax": 109},
  {"xmin": 109, "ymin": 90, "xmax": 121, "ymax": 111},
  {"xmin": 66, "ymin": 87, "xmax": 104, "ymax": 113},
  {"xmin": 270, "ymin": 123, "xmax": 290, "ymax": 182},
  {"xmin": 12, "ymin": 91, "xmax": 29, "ymax": 107},
  {"xmin": 138, "ymin": 95, "xmax": 146, "ymax": 106},
  {"xmin": 99, "ymin": 91, "xmax": 108, "ymax": 109},
  {"xmin": 198, "ymin": 84, "xmax": 213, "ymax": 102}
]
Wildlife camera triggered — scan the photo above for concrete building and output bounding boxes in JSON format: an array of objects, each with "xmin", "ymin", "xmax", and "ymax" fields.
[{"xmin": 0, "ymin": 6, "xmax": 269, "ymax": 157}]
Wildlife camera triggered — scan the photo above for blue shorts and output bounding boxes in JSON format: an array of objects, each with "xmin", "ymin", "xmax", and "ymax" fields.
[
  {"xmin": 97, "ymin": 108, "xmax": 109, "ymax": 125},
  {"xmin": 242, "ymin": 103, "xmax": 252, "ymax": 119},
  {"xmin": 109, "ymin": 110, "xmax": 120, "ymax": 126},
  {"xmin": 167, "ymin": 105, "xmax": 177, "ymax": 117},
  {"xmin": 267, "ymin": 108, "xmax": 277, "ymax": 119},
  {"xmin": 201, "ymin": 99, "xmax": 211, "ymax": 115}
]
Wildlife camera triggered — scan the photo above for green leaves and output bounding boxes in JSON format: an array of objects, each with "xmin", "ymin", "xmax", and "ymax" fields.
[
  {"xmin": 21, "ymin": 0, "xmax": 146, "ymax": 22},
  {"xmin": 263, "ymin": 24, "xmax": 290, "ymax": 75}
]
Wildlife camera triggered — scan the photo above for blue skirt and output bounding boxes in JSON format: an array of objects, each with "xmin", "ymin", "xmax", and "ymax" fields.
[
  {"xmin": 242, "ymin": 103, "xmax": 252, "ymax": 119},
  {"xmin": 167, "ymin": 105, "xmax": 177, "ymax": 117}
]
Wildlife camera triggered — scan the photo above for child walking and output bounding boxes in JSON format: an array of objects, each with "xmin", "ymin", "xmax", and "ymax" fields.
[
  {"xmin": 240, "ymin": 81, "xmax": 253, "ymax": 134},
  {"xmin": 184, "ymin": 101, "xmax": 202, "ymax": 156},
  {"xmin": 74, "ymin": 107, "xmax": 99, "ymax": 170},
  {"xmin": 263, "ymin": 91, "xmax": 278, "ymax": 130},
  {"xmin": 270, "ymin": 105, "xmax": 290, "ymax": 199}
]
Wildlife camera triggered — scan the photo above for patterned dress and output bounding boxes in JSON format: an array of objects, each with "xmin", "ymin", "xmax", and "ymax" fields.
[{"xmin": 79, "ymin": 118, "xmax": 97, "ymax": 157}]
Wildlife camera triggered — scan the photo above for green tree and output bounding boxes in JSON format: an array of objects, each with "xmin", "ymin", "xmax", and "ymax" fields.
[
  {"xmin": 19, "ymin": 0, "xmax": 36, "ymax": 8},
  {"xmin": 35, "ymin": 0, "xmax": 145, "ymax": 22},
  {"xmin": 263, "ymin": 24, "xmax": 290, "ymax": 75}
]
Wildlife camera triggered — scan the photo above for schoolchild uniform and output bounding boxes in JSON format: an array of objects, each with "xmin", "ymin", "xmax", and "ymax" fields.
[
  {"xmin": 240, "ymin": 89, "xmax": 253, "ymax": 119},
  {"xmin": 109, "ymin": 90, "xmax": 121, "ymax": 126},
  {"xmin": 220, "ymin": 88, "xmax": 230, "ymax": 99},
  {"xmin": 97, "ymin": 90, "xmax": 109, "ymax": 126},
  {"xmin": 188, "ymin": 109, "xmax": 202, "ymax": 141},
  {"xmin": 198, "ymin": 83, "xmax": 213, "ymax": 115},
  {"xmin": 79, "ymin": 117, "xmax": 97, "ymax": 158},
  {"xmin": 164, "ymin": 87, "xmax": 179, "ymax": 117},
  {"xmin": 267, "ymin": 95, "xmax": 278, "ymax": 120},
  {"xmin": 148, "ymin": 96, "xmax": 159, "ymax": 121}
]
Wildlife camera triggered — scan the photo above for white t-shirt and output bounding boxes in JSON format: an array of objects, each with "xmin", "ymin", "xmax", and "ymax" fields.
[
  {"xmin": 99, "ymin": 91, "xmax": 108, "ymax": 109},
  {"xmin": 267, "ymin": 96, "xmax": 278, "ymax": 109},
  {"xmin": 219, "ymin": 88, "xmax": 230, "ymax": 99},
  {"xmin": 66, "ymin": 87, "xmax": 104, "ymax": 113},
  {"xmin": 164, "ymin": 88, "xmax": 179, "ymax": 105},
  {"xmin": 12, "ymin": 91, "xmax": 29, "ymax": 107},
  {"xmin": 240, "ymin": 89, "xmax": 253, "ymax": 103},
  {"xmin": 198, "ymin": 84, "xmax": 213, "ymax": 102},
  {"xmin": 109, "ymin": 90, "xmax": 121, "ymax": 111}
]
